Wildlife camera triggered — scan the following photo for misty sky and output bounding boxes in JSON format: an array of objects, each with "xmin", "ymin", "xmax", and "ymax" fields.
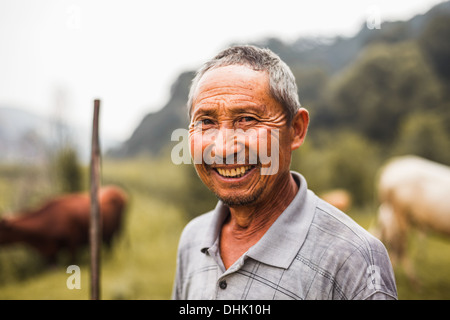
[{"xmin": 0, "ymin": 0, "xmax": 445, "ymax": 141}]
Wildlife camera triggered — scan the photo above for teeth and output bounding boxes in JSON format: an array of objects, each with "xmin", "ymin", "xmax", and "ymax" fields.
[{"xmin": 216, "ymin": 166, "xmax": 252, "ymax": 178}]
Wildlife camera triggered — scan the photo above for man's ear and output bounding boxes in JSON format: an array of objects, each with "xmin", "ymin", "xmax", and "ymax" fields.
[{"xmin": 290, "ymin": 108, "xmax": 309, "ymax": 151}]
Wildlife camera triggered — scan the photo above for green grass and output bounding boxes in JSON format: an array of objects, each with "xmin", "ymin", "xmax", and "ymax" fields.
[
  {"xmin": 0, "ymin": 158, "xmax": 188, "ymax": 299},
  {"xmin": 349, "ymin": 208, "xmax": 450, "ymax": 300},
  {"xmin": 393, "ymin": 233, "xmax": 450, "ymax": 300},
  {"xmin": 1, "ymin": 158, "xmax": 450, "ymax": 299}
]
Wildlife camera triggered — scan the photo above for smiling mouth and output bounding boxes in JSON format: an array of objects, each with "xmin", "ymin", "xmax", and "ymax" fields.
[{"xmin": 214, "ymin": 165, "xmax": 255, "ymax": 178}]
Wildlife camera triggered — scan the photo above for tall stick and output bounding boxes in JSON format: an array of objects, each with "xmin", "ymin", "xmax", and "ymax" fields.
[{"xmin": 90, "ymin": 99, "xmax": 101, "ymax": 300}]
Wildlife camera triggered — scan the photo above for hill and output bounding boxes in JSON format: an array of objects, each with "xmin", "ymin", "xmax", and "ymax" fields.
[
  {"xmin": 108, "ymin": 71, "xmax": 193, "ymax": 157},
  {"xmin": 108, "ymin": 1, "xmax": 450, "ymax": 158},
  {"xmin": 0, "ymin": 106, "xmax": 119, "ymax": 164}
]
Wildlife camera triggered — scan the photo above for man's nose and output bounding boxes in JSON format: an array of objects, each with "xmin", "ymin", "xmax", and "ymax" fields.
[{"xmin": 211, "ymin": 128, "xmax": 244, "ymax": 163}]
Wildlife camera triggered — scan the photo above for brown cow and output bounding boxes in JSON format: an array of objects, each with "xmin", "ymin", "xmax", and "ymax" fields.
[{"xmin": 0, "ymin": 185, "xmax": 128, "ymax": 264}]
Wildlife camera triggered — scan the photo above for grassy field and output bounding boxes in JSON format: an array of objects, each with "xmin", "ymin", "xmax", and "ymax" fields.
[
  {"xmin": 347, "ymin": 208, "xmax": 450, "ymax": 300},
  {"xmin": 0, "ymin": 157, "xmax": 449, "ymax": 299},
  {"xmin": 0, "ymin": 184, "xmax": 186, "ymax": 299},
  {"xmin": 0, "ymin": 157, "xmax": 188, "ymax": 299}
]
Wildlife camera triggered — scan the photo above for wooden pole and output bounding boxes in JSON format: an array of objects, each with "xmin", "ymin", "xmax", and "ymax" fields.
[{"xmin": 90, "ymin": 99, "xmax": 101, "ymax": 300}]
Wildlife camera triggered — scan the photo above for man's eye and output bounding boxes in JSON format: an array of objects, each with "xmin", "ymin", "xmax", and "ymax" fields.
[
  {"xmin": 202, "ymin": 119, "xmax": 214, "ymax": 125},
  {"xmin": 194, "ymin": 119, "xmax": 214, "ymax": 127},
  {"xmin": 240, "ymin": 116, "xmax": 256, "ymax": 122}
]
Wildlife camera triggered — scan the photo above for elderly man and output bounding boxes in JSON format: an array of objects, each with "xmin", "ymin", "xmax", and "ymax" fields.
[{"xmin": 172, "ymin": 45, "xmax": 397, "ymax": 300}]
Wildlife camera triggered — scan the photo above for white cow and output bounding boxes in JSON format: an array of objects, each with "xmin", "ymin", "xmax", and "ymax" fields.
[{"xmin": 372, "ymin": 155, "xmax": 450, "ymax": 283}]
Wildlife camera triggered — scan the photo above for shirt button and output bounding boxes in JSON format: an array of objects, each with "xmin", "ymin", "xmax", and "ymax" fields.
[{"xmin": 219, "ymin": 280, "xmax": 227, "ymax": 289}]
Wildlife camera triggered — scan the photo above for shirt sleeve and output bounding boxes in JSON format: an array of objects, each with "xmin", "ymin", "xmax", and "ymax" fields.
[{"xmin": 335, "ymin": 236, "xmax": 398, "ymax": 300}]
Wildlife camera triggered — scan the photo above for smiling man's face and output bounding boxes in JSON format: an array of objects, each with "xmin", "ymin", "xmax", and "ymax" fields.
[{"xmin": 189, "ymin": 64, "xmax": 307, "ymax": 207}]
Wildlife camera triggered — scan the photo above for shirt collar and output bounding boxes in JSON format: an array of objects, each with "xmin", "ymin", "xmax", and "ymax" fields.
[{"xmin": 200, "ymin": 171, "xmax": 317, "ymax": 269}]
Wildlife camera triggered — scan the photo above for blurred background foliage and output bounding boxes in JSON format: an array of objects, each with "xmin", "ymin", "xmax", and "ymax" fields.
[{"xmin": 1, "ymin": 2, "xmax": 450, "ymax": 299}]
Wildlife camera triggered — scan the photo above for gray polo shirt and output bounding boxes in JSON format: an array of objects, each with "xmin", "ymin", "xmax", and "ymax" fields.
[{"xmin": 172, "ymin": 171, "xmax": 397, "ymax": 300}]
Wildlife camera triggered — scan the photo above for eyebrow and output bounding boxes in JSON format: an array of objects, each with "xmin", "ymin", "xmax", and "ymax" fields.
[
  {"xmin": 229, "ymin": 105, "xmax": 267, "ymax": 115},
  {"xmin": 192, "ymin": 104, "xmax": 267, "ymax": 118},
  {"xmin": 192, "ymin": 107, "xmax": 218, "ymax": 118}
]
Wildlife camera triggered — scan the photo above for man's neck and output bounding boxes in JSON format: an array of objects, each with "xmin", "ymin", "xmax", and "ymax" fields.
[{"xmin": 220, "ymin": 173, "xmax": 299, "ymax": 269}]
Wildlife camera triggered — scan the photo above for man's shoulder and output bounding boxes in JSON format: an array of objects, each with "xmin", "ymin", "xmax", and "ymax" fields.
[
  {"xmin": 304, "ymin": 196, "xmax": 393, "ymax": 275},
  {"xmin": 312, "ymin": 198, "xmax": 383, "ymax": 251},
  {"xmin": 303, "ymin": 197, "xmax": 397, "ymax": 299}
]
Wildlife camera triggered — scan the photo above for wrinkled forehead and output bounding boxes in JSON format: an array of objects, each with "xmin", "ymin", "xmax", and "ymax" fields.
[{"xmin": 191, "ymin": 65, "xmax": 271, "ymax": 111}]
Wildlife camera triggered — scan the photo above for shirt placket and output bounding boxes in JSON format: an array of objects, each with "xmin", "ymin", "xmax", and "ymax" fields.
[{"xmin": 213, "ymin": 253, "xmax": 248, "ymax": 299}]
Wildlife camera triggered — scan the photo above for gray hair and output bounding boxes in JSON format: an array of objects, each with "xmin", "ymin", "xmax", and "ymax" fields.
[{"xmin": 187, "ymin": 45, "xmax": 301, "ymax": 122}]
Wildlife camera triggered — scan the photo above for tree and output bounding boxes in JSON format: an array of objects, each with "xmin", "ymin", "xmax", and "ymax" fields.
[
  {"xmin": 419, "ymin": 14, "xmax": 450, "ymax": 82},
  {"xmin": 292, "ymin": 130, "xmax": 382, "ymax": 206},
  {"xmin": 393, "ymin": 111, "xmax": 450, "ymax": 165},
  {"xmin": 54, "ymin": 146, "xmax": 83, "ymax": 193},
  {"xmin": 325, "ymin": 42, "xmax": 444, "ymax": 143}
]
